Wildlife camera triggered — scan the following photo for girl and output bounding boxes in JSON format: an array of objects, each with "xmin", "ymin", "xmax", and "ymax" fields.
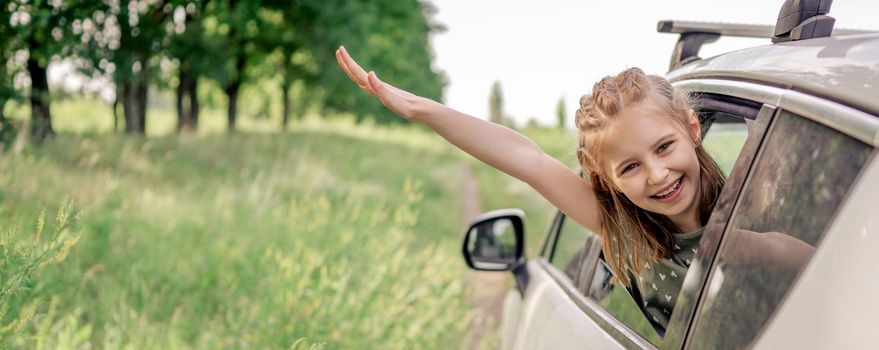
[{"xmin": 334, "ymin": 46, "xmax": 809, "ymax": 332}]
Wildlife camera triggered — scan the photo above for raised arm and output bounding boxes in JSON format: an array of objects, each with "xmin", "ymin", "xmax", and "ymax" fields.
[{"xmin": 336, "ymin": 46, "xmax": 602, "ymax": 232}]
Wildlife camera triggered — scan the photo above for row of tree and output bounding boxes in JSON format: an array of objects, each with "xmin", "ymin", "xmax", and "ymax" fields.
[
  {"xmin": 489, "ymin": 80, "xmax": 568, "ymax": 130},
  {"xmin": 0, "ymin": 0, "xmax": 446, "ymax": 144}
]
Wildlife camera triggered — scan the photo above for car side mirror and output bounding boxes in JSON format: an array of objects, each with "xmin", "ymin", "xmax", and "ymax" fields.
[{"xmin": 462, "ymin": 209, "xmax": 525, "ymax": 271}]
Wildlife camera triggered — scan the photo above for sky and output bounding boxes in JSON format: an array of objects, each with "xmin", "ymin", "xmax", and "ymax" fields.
[{"xmin": 429, "ymin": 0, "xmax": 879, "ymax": 127}]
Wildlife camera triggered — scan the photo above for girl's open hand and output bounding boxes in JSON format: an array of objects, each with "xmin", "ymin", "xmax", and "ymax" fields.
[{"xmin": 335, "ymin": 46, "xmax": 422, "ymax": 121}]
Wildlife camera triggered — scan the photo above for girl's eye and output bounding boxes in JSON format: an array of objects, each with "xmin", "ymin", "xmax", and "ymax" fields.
[
  {"xmin": 658, "ymin": 140, "xmax": 674, "ymax": 153},
  {"xmin": 621, "ymin": 163, "xmax": 638, "ymax": 174}
]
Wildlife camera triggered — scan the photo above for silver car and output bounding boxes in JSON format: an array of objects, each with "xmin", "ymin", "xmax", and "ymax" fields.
[{"xmin": 462, "ymin": 2, "xmax": 879, "ymax": 349}]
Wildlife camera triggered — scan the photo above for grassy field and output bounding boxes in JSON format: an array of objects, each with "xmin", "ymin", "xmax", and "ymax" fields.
[
  {"xmin": 0, "ymin": 101, "xmax": 576, "ymax": 349},
  {"xmin": 2, "ymin": 97, "xmax": 745, "ymax": 348}
]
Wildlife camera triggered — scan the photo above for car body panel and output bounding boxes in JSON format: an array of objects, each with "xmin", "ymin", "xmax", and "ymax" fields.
[
  {"xmin": 500, "ymin": 290, "xmax": 522, "ymax": 350},
  {"xmin": 507, "ymin": 262, "xmax": 624, "ymax": 350},
  {"xmin": 667, "ymin": 34, "xmax": 879, "ymax": 116},
  {"xmin": 753, "ymin": 154, "xmax": 879, "ymax": 349}
]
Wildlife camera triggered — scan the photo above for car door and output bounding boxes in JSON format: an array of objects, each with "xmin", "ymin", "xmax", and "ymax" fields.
[{"xmin": 500, "ymin": 214, "xmax": 631, "ymax": 350}]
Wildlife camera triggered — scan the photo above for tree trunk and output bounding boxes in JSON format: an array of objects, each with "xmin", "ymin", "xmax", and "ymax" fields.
[
  {"xmin": 224, "ymin": 54, "xmax": 245, "ymax": 133},
  {"xmin": 113, "ymin": 84, "xmax": 122, "ymax": 132},
  {"xmin": 176, "ymin": 70, "xmax": 185, "ymax": 131},
  {"xmin": 190, "ymin": 75, "xmax": 199, "ymax": 130},
  {"xmin": 27, "ymin": 57, "xmax": 53, "ymax": 144},
  {"xmin": 281, "ymin": 81, "xmax": 290, "ymax": 130},
  {"xmin": 122, "ymin": 80, "xmax": 148, "ymax": 134},
  {"xmin": 176, "ymin": 68, "xmax": 199, "ymax": 133},
  {"xmin": 122, "ymin": 57, "xmax": 149, "ymax": 135},
  {"xmin": 135, "ymin": 80, "xmax": 147, "ymax": 133},
  {"xmin": 225, "ymin": 81, "xmax": 239, "ymax": 132}
]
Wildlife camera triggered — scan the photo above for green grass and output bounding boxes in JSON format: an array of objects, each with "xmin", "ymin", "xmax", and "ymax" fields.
[{"xmin": 0, "ymin": 112, "xmax": 500, "ymax": 348}]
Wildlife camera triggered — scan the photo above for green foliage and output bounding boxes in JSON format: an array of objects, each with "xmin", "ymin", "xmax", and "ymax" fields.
[
  {"xmin": 0, "ymin": 118, "xmax": 494, "ymax": 348},
  {"xmin": 315, "ymin": 0, "xmax": 446, "ymax": 124},
  {"xmin": 2, "ymin": 0, "xmax": 445, "ymax": 137},
  {"xmin": 0, "ymin": 5, "xmax": 20, "ymax": 111},
  {"xmin": 0, "ymin": 116, "xmax": 17, "ymax": 151}
]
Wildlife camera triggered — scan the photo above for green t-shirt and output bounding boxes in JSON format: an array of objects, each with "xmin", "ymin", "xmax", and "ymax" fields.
[{"xmin": 626, "ymin": 227, "xmax": 705, "ymax": 331}]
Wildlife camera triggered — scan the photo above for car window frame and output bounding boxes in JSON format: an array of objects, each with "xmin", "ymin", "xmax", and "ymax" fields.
[{"xmin": 536, "ymin": 79, "xmax": 776, "ymax": 349}]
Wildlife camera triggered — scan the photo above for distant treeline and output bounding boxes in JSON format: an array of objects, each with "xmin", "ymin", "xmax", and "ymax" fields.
[{"xmin": 0, "ymin": 0, "xmax": 445, "ymax": 143}]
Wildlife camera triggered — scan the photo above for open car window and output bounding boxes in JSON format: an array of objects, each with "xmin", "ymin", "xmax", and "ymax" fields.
[
  {"xmin": 545, "ymin": 93, "xmax": 758, "ymax": 346},
  {"xmin": 697, "ymin": 93, "xmax": 759, "ymax": 176}
]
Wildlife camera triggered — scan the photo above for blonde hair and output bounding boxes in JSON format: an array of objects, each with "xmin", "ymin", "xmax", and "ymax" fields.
[{"xmin": 574, "ymin": 67, "xmax": 725, "ymax": 285}]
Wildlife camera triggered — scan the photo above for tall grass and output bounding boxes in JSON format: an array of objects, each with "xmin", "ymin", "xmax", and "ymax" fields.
[
  {"xmin": 0, "ymin": 115, "xmax": 506, "ymax": 348},
  {"xmin": 1, "ymin": 200, "xmax": 82, "ymax": 346}
]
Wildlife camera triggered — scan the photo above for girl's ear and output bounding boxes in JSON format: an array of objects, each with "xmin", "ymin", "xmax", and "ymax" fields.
[{"xmin": 688, "ymin": 109, "xmax": 701, "ymax": 145}]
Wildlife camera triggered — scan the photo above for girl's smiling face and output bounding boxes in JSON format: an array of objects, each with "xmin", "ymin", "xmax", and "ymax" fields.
[{"xmin": 599, "ymin": 101, "xmax": 703, "ymax": 232}]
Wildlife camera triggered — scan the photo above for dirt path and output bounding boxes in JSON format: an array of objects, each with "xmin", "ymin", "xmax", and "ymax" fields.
[{"xmin": 461, "ymin": 164, "xmax": 509, "ymax": 350}]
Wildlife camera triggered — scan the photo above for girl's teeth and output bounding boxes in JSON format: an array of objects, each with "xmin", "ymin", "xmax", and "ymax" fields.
[{"xmin": 655, "ymin": 179, "xmax": 681, "ymax": 198}]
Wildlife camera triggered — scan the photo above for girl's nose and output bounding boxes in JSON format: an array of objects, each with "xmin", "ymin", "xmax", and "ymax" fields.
[{"xmin": 646, "ymin": 161, "xmax": 669, "ymax": 186}]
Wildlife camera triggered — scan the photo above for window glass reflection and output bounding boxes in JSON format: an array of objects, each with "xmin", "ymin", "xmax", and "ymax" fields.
[{"xmin": 689, "ymin": 111, "xmax": 873, "ymax": 349}]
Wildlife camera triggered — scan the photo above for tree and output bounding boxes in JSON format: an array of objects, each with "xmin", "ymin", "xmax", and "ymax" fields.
[
  {"xmin": 9, "ymin": 0, "xmax": 79, "ymax": 144},
  {"xmin": 77, "ymin": 0, "xmax": 177, "ymax": 135},
  {"xmin": 0, "ymin": 6, "xmax": 20, "ymax": 148},
  {"xmin": 200, "ymin": 0, "xmax": 264, "ymax": 132},
  {"xmin": 3, "ymin": 0, "xmax": 446, "ymax": 139},
  {"xmin": 556, "ymin": 96, "xmax": 566, "ymax": 129},
  {"xmin": 315, "ymin": 0, "xmax": 445, "ymax": 124},
  {"xmin": 489, "ymin": 80, "xmax": 504, "ymax": 125},
  {"xmin": 259, "ymin": 0, "xmax": 320, "ymax": 129},
  {"xmin": 168, "ymin": 1, "xmax": 209, "ymax": 133}
]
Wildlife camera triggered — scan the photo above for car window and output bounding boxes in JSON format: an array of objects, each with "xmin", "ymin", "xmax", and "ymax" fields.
[
  {"xmin": 687, "ymin": 110, "xmax": 874, "ymax": 349},
  {"xmin": 549, "ymin": 214, "xmax": 592, "ymax": 274},
  {"xmin": 545, "ymin": 106, "xmax": 753, "ymax": 345},
  {"xmin": 701, "ymin": 119, "xmax": 749, "ymax": 176},
  {"xmin": 549, "ymin": 216, "xmax": 661, "ymax": 344}
]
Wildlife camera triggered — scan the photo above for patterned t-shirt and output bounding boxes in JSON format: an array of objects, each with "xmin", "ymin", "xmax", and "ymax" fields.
[{"xmin": 626, "ymin": 227, "xmax": 705, "ymax": 331}]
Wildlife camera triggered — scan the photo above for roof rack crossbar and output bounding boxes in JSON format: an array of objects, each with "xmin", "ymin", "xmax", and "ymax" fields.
[
  {"xmin": 658, "ymin": 20, "xmax": 873, "ymax": 39},
  {"xmin": 658, "ymin": 19, "xmax": 875, "ymax": 71}
]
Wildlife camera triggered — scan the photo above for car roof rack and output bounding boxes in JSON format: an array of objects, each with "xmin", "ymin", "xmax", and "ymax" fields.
[{"xmin": 658, "ymin": 0, "xmax": 876, "ymax": 71}]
